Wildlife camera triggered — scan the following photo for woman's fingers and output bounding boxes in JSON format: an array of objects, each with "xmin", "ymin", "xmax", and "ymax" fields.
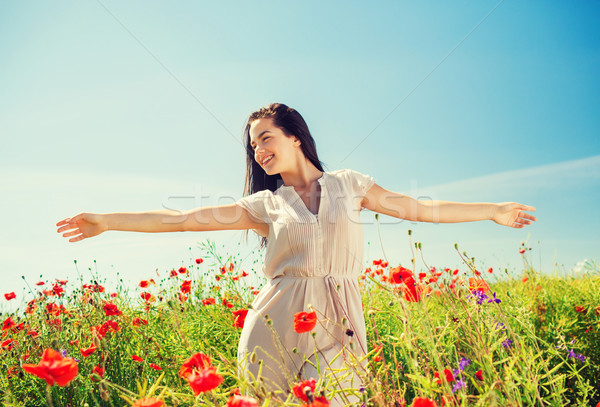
[
  {"xmin": 56, "ymin": 219, "xmax": 66, "ymax": 227},
  {"xmin": 63, "ymin": 230, "xmax": 80, "ymax": 237},
  {"xmin": 69, "ymin": 234, "xmax": 85, "ymax": 243},
  {"xmin": 57, "ymin": 224, "xmax": 77, "ymax": 233},
  {"xmin": 56, "ymin": 214, "xmax": 83, "ymax": 227}
]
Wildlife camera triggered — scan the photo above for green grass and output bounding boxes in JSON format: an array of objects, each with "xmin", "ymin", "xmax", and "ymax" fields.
[{"xmin": 0, "ymin": 237, "xmax": 598, "ymax": 407}]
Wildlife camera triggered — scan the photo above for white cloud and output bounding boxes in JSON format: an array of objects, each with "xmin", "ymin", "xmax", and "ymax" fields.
[{"xmin": 412, "ymin": 155, "xmax": 600, "ymax": 200}]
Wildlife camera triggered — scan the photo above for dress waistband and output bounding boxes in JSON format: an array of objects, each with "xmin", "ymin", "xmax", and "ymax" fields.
[{"xmin": 270, "ymin": 274, "xmax": 357, "ymax": 281}]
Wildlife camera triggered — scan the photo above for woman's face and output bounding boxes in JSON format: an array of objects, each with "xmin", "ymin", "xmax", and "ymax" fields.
[{"xmin": 249, "ymin": 118, "xmax": 300, "ymax": 175}]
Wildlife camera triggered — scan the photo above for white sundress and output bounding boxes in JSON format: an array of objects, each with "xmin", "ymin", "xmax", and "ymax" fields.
[{"xmin": 235, "ymin": 169, "xmax": 376, "ymax": 406}]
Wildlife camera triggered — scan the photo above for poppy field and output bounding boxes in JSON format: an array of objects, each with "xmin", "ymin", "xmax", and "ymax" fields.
[{"xmin": 1, "ymin": 234, "xmax": 599, "ymax": 407}]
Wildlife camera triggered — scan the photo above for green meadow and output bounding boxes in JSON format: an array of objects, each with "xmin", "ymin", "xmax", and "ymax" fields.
[{"xmin": 1, "ymin": 233, "xmax": 598, "ymax": 407}]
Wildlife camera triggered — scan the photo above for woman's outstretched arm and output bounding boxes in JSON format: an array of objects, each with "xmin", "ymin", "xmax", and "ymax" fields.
[
  {"xmin": 361, "ymin": 183, "xmax": 537, "ymax": 228},
  {"xmin": 56, "ymin": 204, "xmax": 267, "ymax": 242}
]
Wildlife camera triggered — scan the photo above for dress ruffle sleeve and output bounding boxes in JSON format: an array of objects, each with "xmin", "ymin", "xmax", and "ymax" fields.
[
  {"xmin": 235, "ymin": 190, "xmax": 272, "ymax": 236},
  {"xmin": 344, "ymin": 168, "xmax": 376, "ymax": 199}
]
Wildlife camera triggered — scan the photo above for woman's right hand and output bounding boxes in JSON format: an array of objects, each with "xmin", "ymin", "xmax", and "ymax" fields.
[{"xmin": 56, "ymin": 213, "xmax": 108, "ymax": 242}]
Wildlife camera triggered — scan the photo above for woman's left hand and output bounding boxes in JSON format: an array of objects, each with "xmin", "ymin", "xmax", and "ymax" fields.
[{"xmin": 491, "ymin": 202, "xmax": 537, "ymax": 228}]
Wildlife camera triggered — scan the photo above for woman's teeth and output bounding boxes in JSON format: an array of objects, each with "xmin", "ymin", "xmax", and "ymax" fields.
[{"xmin": 263, "ymin": 156, "xmax": 273, "ymax": 165}]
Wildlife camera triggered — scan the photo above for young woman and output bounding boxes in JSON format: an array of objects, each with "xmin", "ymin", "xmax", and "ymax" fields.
[{"xmin": 56, "ymin": 103, "xmax": 537, "ymax": 406}]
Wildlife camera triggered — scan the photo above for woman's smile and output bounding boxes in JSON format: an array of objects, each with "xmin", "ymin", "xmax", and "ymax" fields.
[{"xmin": 262, "ymin": 155, "xmax": 274, "ymax": 166}]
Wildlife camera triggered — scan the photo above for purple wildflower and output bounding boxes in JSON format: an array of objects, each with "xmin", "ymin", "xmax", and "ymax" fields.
[
  {"xmin": 458, "ymin": 357, "xmax": 471, "ymax": 372},
  {"xmin": 451, "ymin": 379, "xmax": 467, "ymax": 394},
  {"xmin": 487, "ymin": 292, "xmax": 501, "ymax": 304},
  {"xmin": 502, "ymin": 338, "xmax": 513, "ymax": 348},
  {"xmin": 60, "ymin": 349, "xmax": 68, "ymax": 357},
  {"xmin": 567, "ymin": 349, "xmax": 586, "ymax": 362},
  {"xmin": 468, "ymin": 289, "xmax": 488, "ymax": 305}
]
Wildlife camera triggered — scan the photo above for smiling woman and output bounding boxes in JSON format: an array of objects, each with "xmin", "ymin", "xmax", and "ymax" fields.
[{"xmin": 56, "ymin": 102, "xmax": 537, "ymax": 406}]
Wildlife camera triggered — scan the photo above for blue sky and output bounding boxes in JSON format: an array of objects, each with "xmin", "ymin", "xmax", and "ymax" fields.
[{"xmin": 1, "ymin": 1, "xmax": 599, "ymax": 312}]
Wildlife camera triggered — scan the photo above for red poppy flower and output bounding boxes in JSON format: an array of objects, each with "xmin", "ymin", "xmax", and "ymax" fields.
[
  {"xmin": 132, "ymin": 317, "xmax": 148, "ymax": 327},
  {"xmin": 292, "ymin": 378, "xmax": 317, "ymax": 402},
  {"xmin": 48, "ymin": 318, "xmax": 62, "ymax": 328},
  {"xmin": 302, "ymin": 396, "xmax": 330, "ymax": 407},
  {"xmin": 102, "ymin": 320, "xmax": 120, "ymax": 333},
  {"xmin": 241, "ymin": 270, "xmax": 249, "ymax": 277},
  {"xmin": 80, "ymin": 343, "xmax": 97, "ymax": 357},
  {"xmin": 403, "ymin": 283, "xmax": 422, "ymax": 302},
  {"xmin": 475, "ymin": 369, "xmax": 483, "ymax": 381},
  {"xmin": 186, "ymin": 367, "xmax": 224, "ymax": 395},
  {"xmin": 294, "ymin": 311, "xmax": 317, "ymax": 333},
  {"xmin": 389, "ymin": 266, "xmax": 414, "ymax": 284},
  {"xmin": 434, "ymin": 368, "xmax": 455, "ymax": 385},
  {"xmin": 36, "ymin": 281, "xmax": 45, "ymax": 286},
  {"xmin": 412, "ymin": 397, "xmax": 438, "ymax": 407},
  {"xmin": 132, "ymin": 398, "xmax": 165, "ymax": 407},
  {"xmin": 110, "ymin": 292, "xmax": 117, "ymax": 298},
  {"xmin": 487, "ymin": 267, "xmax": 493, "ymax": 274},
  {"xmin": 195, "ymin": 258, "xmax": 204, "ymax": 264},
  {"xmin": 22, "ymin": 348, "xmax": 78, "ymax": 387},
  {"xmin": 2, "ymin": 317, "xmax": 16, "ymax": 331},
  {"xmin": 90, "ymin": 365, "xmax": 105, "ymax": 381},
  {"xmin": 4, "ymin": 292, "xmax": 16, "ymax": 301},
  {"xmin": 103, "ymin": 303, "xmax": 123, "ymax": 316},
  {"xmin": 178, "ymin": 267, "xmax": 187, "ymax": 274},
  {"xmin": 169, "ymin": 270, "xmax": 178, "ymax": 278},
  {"xmin": 179, "ymin": 353, "xmax": 212, "ymax": 379},
  {"xmin": 227, "ymin": 394, "xmax": 259, "ymax": 407},
  {"xmin": 373, "ymin": 259, "xmax": 382, "ymax": 266},
  {"xmin": 372, "ymin": 344, "xmax": 383, "ymax": 362},
  {"xmin": 140, "ymin": 292, "xmax": 152, "ymax": 301},
  {"xmin": 149, "ymin": 363, "xmax": 161, "ymax": 370},
  {"xmin": 139, "ymin": 280, "xmax": 149, "ymax": 288},
  {"xmin": 132, "ymin": 355, "xmax": 143, "ymax": 362},
  {"xmin": 468, "ymin": 277, "xmax": 490, "ymax": 294},
  {"xmin": 181, "ymin": 280, "xmax": 192, "ymax": 294},
  {"xmin": 1, "ymin": 338, "xmax": 17, "ymax": 351},
  {"xmin": 202, "ymin": 298, "xmax": 216, "ymax": 306},
  {"xmin": 232, "ymin": 309, "xmax": 248, "ymax": 329},
  {"xmin": 575, "ymin": 306, "xmax": 587, "ymax": 314}
]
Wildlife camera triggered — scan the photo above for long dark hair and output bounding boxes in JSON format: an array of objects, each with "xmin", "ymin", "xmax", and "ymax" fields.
[{"xmin": 241, "ymin": 103, "xmax": 326, "ymax": 249}]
